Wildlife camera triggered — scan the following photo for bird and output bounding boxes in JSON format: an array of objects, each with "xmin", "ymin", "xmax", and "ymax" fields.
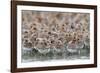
[
  {"xmin": 67, "ymin": 41, "xmax": 78, "ymax": 53},
  {"xmin": 36, "ymin": 48, "xmax": 51, "ymax": 54},
  {"xmin": 22, "ymin": 47, "xmax": 33, "ymax": 55},
  {"xmin": 67, "ymin": 40, "xmax": 84, "ymax": 55}
]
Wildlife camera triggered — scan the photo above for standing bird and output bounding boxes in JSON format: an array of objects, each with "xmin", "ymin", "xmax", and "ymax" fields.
[{"xmin": 67, "ymin": 40, "xmax": 84, "ymax": 55}]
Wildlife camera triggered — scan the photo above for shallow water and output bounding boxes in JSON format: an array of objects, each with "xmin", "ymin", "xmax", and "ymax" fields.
[{"xmin": 22, "ymin": 46, "xmax": 90, "ymax": 63}]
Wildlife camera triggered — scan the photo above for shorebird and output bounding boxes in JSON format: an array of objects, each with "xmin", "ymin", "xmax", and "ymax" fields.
[
  {"xmin": 67, "ymin": 40, "xmax": 84, "ymax": 55},
  {"xmin": 34, "ymin": 38, "xmax": 51, "ymax": 54},
  {"xmin": 35, "ymin": 47, "xmax": 51, "ymax": 54},
  {"xmin": 22, "ymin": 47, "xmax": 33, "ymax": 55},
  {"xmin": 84, "ymin": 38, "xmax": 90, "ymax": 46}
]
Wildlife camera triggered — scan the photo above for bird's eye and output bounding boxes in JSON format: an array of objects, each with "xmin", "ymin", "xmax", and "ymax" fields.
[
  {"xmin": 33, "ymin": 28, "xmax": 37, "ymax": 30},
  {"xmin": 24, "ymin": 31, "xmax": 28, "ymax": 33},
  {"xmin": 25, "ymin": 39, "xmax": 28, "ymax": 42},
  {"xmin": 48, "ymin": 32, "xmax": 51, "ymax": 34},
  {"xmin": 71, "ymin": 25, "xmax": 74, "ymax": 29}
]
